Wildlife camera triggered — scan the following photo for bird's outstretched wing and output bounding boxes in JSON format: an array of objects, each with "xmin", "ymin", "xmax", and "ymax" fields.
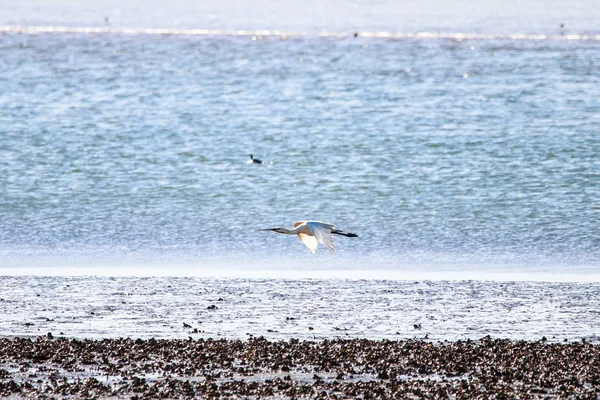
[
  {"xmin": 298, "ymin": 233, "xmax": 318, "ymax": 254},
  {"xmin": 293, "ymin": 221, "xmax": 305, "ymax": 228},
  {"xmin": 306, "ymin": 222, "xmax": 335, "ymax": 254}
]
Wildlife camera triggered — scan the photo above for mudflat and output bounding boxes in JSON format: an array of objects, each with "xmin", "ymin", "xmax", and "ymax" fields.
[{"xmin": 1, "ymin": 336, "xmax": 599, "ymax": 399}]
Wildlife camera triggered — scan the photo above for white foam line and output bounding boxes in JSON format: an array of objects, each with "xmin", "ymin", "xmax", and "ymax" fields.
[{"xmin": 1, "ymin": 25, "xmax": 599, "ymax": 41}]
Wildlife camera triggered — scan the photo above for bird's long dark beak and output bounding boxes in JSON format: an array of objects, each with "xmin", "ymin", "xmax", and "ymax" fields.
[{"xmin": 253, "ymin": 228, "xmax": 277, "ymax": 232}]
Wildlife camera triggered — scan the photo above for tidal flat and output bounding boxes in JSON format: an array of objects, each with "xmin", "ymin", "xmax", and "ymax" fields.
[{"xmin": 1, "ymin": 336, "xmax": 599, "ymax": 399}]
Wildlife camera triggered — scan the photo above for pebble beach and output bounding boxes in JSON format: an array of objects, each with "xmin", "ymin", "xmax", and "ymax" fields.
[{"xmin": 1, "ymin": 336, "xmax": 599, "ymax": 399}]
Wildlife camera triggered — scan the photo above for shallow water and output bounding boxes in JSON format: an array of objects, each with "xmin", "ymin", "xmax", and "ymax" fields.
[
  {"xmin": 1, "ymin": 276, "xmax": 599, "ymax": 342},
  {"xmin": 1, "ymin": 2, "xmax": 599, "ymax": 345},
  {"xmin": 0, "ymin": 1, "xmax": 599, "ymax": 278}
]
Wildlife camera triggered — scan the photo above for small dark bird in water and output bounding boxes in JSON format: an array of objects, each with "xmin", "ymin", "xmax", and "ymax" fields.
[{"xmin": 247, "ymin": 154, "xmax": 263, "ymax": 164}]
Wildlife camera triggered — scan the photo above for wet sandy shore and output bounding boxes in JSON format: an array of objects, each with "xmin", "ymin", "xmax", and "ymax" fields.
[
  {"xmin": 1, "ymin": 336, "xmax": 599, "ymax": 399},
  {"xmin": 2, "ymin": 276, "xmax": 600, "ymax": 342}
]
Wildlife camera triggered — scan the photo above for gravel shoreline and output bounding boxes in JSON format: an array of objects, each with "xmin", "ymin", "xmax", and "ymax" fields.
[{"xmin": 1, "ymin": 336, "xmax": 599, "ymax": 399}]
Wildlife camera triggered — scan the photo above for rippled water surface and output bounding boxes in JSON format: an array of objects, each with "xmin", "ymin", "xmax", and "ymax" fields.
[{"xmin": 0, "ymin": 2, "xmax": 599, "ymax": 277}]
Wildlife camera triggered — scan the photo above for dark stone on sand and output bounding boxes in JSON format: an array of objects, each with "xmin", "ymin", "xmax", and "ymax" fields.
[{"xmin": 0, "ymin": 336, "xmax": 598, "ymax": 399}]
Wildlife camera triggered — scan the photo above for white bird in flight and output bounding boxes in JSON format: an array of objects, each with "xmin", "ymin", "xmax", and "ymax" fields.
[{"xmin": 255, "ymin": 220, "xmax": 358, "ymax": 254}]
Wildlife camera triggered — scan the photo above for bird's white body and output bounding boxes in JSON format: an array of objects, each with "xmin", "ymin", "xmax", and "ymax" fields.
[
  {"xmin": 255, "ymin": 220, "xmax": 357, "ymax": 254},
  {"xmin": 292, "ymin": 221, "xmax": 335, "ymax": 254}
]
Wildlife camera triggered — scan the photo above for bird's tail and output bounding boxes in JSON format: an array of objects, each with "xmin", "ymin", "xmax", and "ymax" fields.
[{"xmin": 332, "ymin": 229, "xmax": 358, "ymax": 237}]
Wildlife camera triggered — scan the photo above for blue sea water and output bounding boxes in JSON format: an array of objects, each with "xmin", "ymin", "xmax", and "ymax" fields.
[{"xmin": 0, "ymin": 1, "xmax": 599, "ymax": 278}]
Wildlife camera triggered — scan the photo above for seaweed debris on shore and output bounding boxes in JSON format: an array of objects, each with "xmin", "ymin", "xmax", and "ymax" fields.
[{"xmin": 0, "ymin": 336, "xmax": 599, "ymax": 399}]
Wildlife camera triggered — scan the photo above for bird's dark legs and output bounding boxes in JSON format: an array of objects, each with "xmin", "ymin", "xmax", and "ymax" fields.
[{"xmin": 332, "ymin": 229, "xmax": 358, "ymax": 237}]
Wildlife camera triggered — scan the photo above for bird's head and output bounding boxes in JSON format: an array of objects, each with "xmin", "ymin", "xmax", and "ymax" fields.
[{"xmin": 254, "ymin": 227, "xmax": 285, "ymax": 234}]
